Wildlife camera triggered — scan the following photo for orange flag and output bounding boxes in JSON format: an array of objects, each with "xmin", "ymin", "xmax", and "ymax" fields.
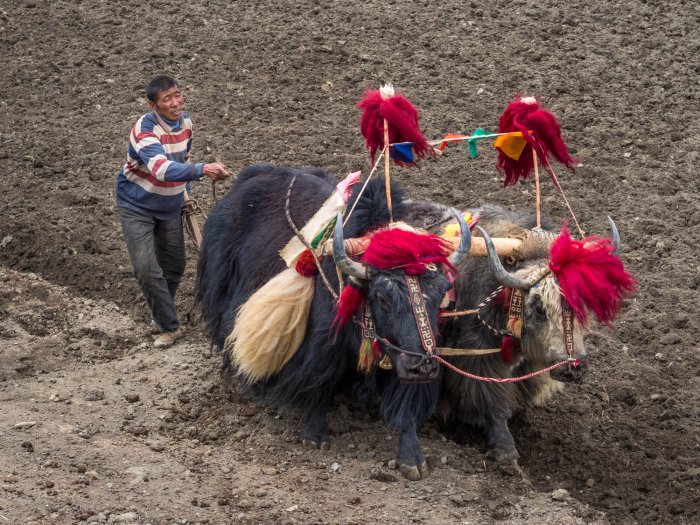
[{"xmin": 493, "ymin": 132, "xmax": 527, "ymax": 160}]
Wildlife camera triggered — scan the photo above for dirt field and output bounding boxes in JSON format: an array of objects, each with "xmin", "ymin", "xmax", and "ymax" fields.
[{"xmin": 1, "ymin": 0, "xmax": 698, "ymax": 524}]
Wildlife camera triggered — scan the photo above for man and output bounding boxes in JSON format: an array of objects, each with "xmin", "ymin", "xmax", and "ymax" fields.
[{"xmin": 116, "ymin": 75, "xmax": 229, "ymax": 348}]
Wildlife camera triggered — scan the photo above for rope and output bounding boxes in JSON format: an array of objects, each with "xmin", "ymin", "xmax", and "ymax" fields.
[
  {"xmin": 433, "ymin": 355, "xmax": 580, "ymax": 383},
  {"xmin": 284, "ymin": 176, "xmax": 339, "ymax": 301},
  {"xmin": 435, "ymin": 347, "xmax": 501, "ymax": 356},
  {"xmin": 343, "ymin": 149, "xmax": 385, "ymax": 226},
  {"xmin": 542, "ymin": 157, "xmax": 585, "ymax": 238},
  {"xmin": 439, "ymin": 309, "xmax": 479, "ymax": 318}
]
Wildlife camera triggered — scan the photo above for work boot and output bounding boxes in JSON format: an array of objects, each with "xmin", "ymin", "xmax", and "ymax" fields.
[
  {"xmin": 154, "ymin": 327, "xmax": 183, "ymax": 348},
  {"xmin": 148, "ymin": 320, "xmax": 161, "ymax": 335}
]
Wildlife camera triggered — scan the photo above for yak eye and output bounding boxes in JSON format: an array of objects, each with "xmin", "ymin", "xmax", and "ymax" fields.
[
  {"xmin": 535, "ymin": 304, "xmax": 547, "ymax": 317},
  {"xmin": 377, "ymin": 292, "xmax": 392, "ymax": 311}
]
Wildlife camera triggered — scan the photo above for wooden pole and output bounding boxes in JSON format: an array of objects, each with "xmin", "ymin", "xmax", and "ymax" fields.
[
  {"xmin": 323, "ymin": 236, "xmax": 525, "ymax": 259},
  {"xmin": 532, "ymin": 147, "xmax": 541, "ymax": 228},
  {"xmin": 384, "ymin": 118, "xmax": 393, "ymax": 223}
]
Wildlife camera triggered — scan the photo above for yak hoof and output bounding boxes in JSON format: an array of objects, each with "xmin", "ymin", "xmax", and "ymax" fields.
[
  {"xmin": 486, "ymin": 447, "xmax": 520, "ymax": 462},
  {"xmin": 302, "ymin": 438, "xmax": 330, "ymax": 451},
  {"xmin": 399, "ymin": 462, "xmax": 429, "ymax": 481}
]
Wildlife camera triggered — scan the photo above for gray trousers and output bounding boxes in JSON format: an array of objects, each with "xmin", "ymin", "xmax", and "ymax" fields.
[{"xmin": 118, "ymin": 206, "xmax": 185, "ymax": 332}]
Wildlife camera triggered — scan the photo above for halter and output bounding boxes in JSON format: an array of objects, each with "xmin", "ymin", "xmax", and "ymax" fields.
[{"xmin": 440, "ymin": 269, "xmax": 579, "ymax": 365}]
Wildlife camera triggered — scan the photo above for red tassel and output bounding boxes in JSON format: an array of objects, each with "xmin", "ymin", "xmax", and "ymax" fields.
[
  {"xmin": 549, "ymin": 225, "xmax": 637, "ymax": 326},
  {"xmin": 358, "ymin": 87, "xmax": 432, "ymax": 166},
  {"xmin": 500, "ymin": 336, "xmax": 518, "ymax": 364},
  {"xmin": 496, "ymin": 95, "xmax": 576, "ymax": 186},
  {"xmin": 371, "ymin": 340, "xmax": 383, "ymax": 359},
  {"xmin": 334, "ymin": 280, "xmax": 367, "ymax": 328},
  {"xmin": 295, "ymin": 249, "xmax": 320, "ymax": 277}
]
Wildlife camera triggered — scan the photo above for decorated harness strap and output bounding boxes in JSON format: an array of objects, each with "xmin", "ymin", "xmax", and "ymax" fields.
[
  {"xmin": 562, "ymin": 301, "xmax": 575, "ymax": 359},
  {"xmin": 506, "ymin": 288, "xmax": 525, "ymax": 338},
  {"xmin": 405, "ymin": 275, "xmax": 437, "ymax": 355}
]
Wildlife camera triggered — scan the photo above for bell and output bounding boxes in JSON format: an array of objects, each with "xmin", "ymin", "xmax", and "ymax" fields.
[{"xmin": 378, "ymin": 354, "xmax": 393, "ymax": 370}]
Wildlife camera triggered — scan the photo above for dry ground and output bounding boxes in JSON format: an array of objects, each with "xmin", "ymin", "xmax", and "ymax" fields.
[{"xmin": 1, "ymin": 1, "xmax": 698, "ymax": 524}]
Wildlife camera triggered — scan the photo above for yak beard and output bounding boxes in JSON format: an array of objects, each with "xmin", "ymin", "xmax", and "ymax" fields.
[{"xmin": 226, "ymin": 268, "xmax": 315, "ymax": 382}]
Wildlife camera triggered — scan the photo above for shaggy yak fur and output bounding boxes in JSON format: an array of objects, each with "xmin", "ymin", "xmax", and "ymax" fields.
[
  {"xmin": 196, "ymin": 164, "xmax": 456, "ymax": 480},
  {"xmin": 405, "ymin": 202, "xmax": 599, "ymax": 461}
]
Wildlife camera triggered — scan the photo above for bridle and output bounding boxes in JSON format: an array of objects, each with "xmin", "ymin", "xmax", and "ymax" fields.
[{"xmin": 439, "ymin": 271, "xmax": 581, "ymax": 367}]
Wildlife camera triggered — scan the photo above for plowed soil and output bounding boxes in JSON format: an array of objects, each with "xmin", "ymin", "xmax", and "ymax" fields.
[{"xmin": 0, "ymin": 1, "xmax": 698, "ymax": 524}]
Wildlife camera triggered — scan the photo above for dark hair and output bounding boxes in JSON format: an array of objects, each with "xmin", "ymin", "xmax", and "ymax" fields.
[{"xmin": 146, "ymin": 75, "xmax": 180, "ymax": 102}]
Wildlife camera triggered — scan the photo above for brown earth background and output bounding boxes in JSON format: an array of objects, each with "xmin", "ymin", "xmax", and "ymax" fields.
[{"xmin": 1, "ymin": 0, "xmax": 698, "ymax": 524}]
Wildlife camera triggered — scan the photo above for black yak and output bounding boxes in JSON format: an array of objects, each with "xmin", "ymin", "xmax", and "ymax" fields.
[
  {"xmin": 404, "ymin": 202, "xmax": 634, "ymax": 461},
  {"xmin": 196, "ymin": 164, "xmax": 470, "ymax": 480}
]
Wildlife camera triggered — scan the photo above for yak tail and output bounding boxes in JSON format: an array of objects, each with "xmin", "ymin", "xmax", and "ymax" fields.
[{"xmin": 226, "ymin": 268, "xmax": 315, "ymax": 382}]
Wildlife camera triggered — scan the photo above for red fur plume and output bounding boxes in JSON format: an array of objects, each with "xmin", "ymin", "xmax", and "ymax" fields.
[
  {"xmin": 334, "ymin": 280, "xmax": 367, "ymax": 327},
  {"xmin": 358, "ymin": 88, "xmax": 432, "ymax": 166},
  {"xmin": 549, "ymin": 226, "xmax": 637, "ymax": 326},
  {"xmin": 362, "ymin": 229, "xmax": 454, "ymax": 276},
  {"xmin": 496, "ymin": 95, "xmax": 576, "ymax": 186}
]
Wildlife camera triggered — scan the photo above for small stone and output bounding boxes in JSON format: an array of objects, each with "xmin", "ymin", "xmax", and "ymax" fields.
[
  {"xmin": 387, "ymin": 459, "xmax": 397, "ymax": 470},
  {"xmin": 14, "ymin": 421, "xmax": 37, "ymax": 429},
  {"xmin": 654, "ymin": 353, "xmax": 666, "ymax": 362},
  {"xmin": 111, "ymin": 512, "xmax": 139, "ymax": 523},
  {"xmin": 586, "ymin": 478, "xmax": 595, "ymax": 488},
  {"xmin": 149, "ymin": 441, "xmax": 165, "ymax": 452},
  {"xmin": 440, "ymin": 456, "xmax": 448, "ymax": 465},
  {"xmin": 237, "ymin": 499, "xmax": 252, "ymax": 509},
  {"xmin": 125, "ymin": 393, "xmax": 140, "ymax": 403},
  {"xmin": 21, "ymin": 441, "xmax": 34, "ymax": 452},
  {"xmin": 330, "ymin": 462, "xmax": 341, "ymax": 473},
  {"xmin": 369, "ymin": 472, "xmax": 397, "ymax": 483},
  {"xmin": 84, "ymin": 390, "xmax": 105, "ymax": 401},
  {"xmin": 254, "ymin": 488, "xmax": 267, "ymax": 497},
  {"xmin": 128, "ymin": 425, "xmax": 148, "ymax": 436},
  {"xmin": 551, "ymin": 488, "xmax": 570, "ymax": 501},
  {"xmin": 262, "ymin": 467, "xmax": 278, "ymax": 475},
  {"xmin": 285, "ymin": 504, "xmax": 299, "ymax": 512}
]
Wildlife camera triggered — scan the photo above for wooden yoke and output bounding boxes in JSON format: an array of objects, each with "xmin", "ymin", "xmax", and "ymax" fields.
[{"xmin": 321, "ymin": 235, "xmax": 525, "ymax": 259}]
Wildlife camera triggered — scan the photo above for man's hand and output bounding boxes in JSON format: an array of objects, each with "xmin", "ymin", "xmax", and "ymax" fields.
[{"xmin": 202, "ymin": 162, "xmax": 231, "ymax": 181}]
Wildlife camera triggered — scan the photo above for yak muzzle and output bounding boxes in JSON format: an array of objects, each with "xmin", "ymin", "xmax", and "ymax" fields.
[
  {"xmin": 394, "ymin": 353, "xmax": 440, "ymax": 383},
  {"xmin": 550, "ymin": 356, "xmax": 589, "ymax": 383}
]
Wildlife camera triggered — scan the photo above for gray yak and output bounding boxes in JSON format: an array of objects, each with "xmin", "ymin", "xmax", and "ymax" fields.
[{"xmin": 405, "ymin": 201, "xmax": 635, "ymax": 461}]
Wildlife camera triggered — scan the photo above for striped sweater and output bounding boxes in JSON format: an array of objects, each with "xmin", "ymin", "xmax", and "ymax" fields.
[{"xmin": 116, "ymin": 111, "xmax": 204, "ymax": 220}]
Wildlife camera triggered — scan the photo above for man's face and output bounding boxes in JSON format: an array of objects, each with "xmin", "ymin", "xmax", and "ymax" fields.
[{"xmin": 150, "ymin": 85, "xmax": 184, "ymax": 121}]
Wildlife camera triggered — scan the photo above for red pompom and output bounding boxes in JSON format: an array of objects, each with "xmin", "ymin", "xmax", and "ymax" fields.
[
  {"xmin": 295, "ymin": 249, "xmax": 320, "ymax": 277},
  {"xmin": 496, "ymin": 95, "xmax": 576, "ymax": 186},
  {"xmin": 549, "ymin": 225, "xmax": 637, "ymax": 326},
  {"xmin": 334, "ymin": 280, "xmax": 367, "ymax": 328},
  {"xmin": 358, "ymin": 88, "xmax": 432, "ymax": 166}
]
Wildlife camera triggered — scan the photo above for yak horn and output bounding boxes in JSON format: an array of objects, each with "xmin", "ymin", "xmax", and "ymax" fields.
[
  {"xmin": 332, "ymin": 213, "xmax": 369, "ymax": 280},
  {"xmin": 607, "ymin": 216, "xmax": 621, "ymax": 256},
  {"xmin": 477, "ymin": 226, "xmax": 542, "ymax": 289},
  {"xmin": 447, "ymin": 208, "xmax": 471, "ymax": 265}
]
